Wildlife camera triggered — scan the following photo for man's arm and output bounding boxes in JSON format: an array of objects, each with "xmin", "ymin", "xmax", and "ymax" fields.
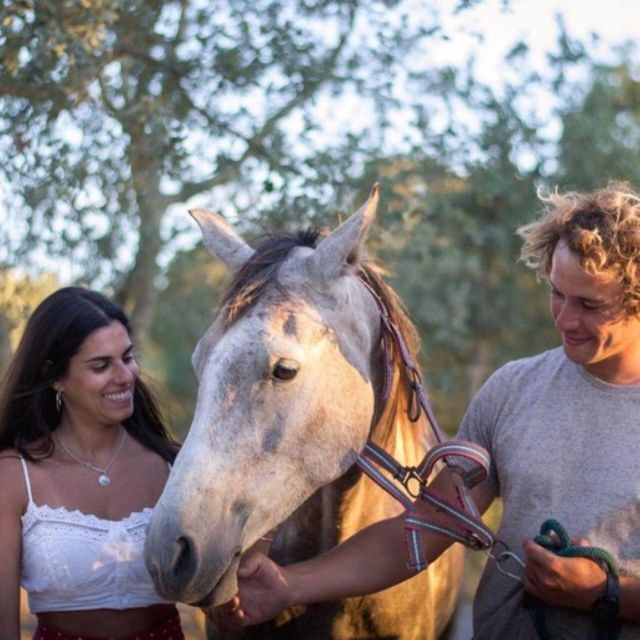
[{"xmin": 233, "ymin": 467, "xmax": 494, "ymax": 626}]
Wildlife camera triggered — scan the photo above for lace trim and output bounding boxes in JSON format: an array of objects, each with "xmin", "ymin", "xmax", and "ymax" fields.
[{"xmin": 22, "ymin": 502, "xmax": 153, "ymax": 540}]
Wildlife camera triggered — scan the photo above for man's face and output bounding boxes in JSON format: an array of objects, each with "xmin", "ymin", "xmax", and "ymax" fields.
[{"xmin": 549, "ymin": 242, "xmax": 640, "ymax": 384}]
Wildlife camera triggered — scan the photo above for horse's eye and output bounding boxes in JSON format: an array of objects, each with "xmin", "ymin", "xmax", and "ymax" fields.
[{"xmin": 272, "ymin": 360, "xmax": 299, "ymax": 381}]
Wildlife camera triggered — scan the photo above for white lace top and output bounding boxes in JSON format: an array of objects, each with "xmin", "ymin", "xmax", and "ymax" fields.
[{"xmin": 19, "ymin": 457, "xmax": 172, "ymax": 613}]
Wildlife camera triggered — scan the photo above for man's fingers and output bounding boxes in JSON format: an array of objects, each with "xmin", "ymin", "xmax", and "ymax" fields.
[
  {"xmin": 205, "ymin": 596, "xmax": 247, "ymax": 633},
  {"xmin": 522, "ymin": 538, "xmax": 553, "ymax": 564}
]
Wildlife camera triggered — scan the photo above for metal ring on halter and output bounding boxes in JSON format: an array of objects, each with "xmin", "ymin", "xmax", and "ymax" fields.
[
  {"xmin": 465, "ymin": 531, "xmax": 493, "ymax": 552},
  {"xmin": 396, "ymin": 467, "xmax": 423, "ymax": 498},
  {"xmin": 485, "ymin": 539, "xmax": 508, "ymax": 559}
]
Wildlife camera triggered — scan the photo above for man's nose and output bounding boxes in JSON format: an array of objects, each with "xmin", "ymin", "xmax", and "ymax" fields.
[{"xmin": 555, "ymin": 301, "xmax": 579, "ymax": 331}]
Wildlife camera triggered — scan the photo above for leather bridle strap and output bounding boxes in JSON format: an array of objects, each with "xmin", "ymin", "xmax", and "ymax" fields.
[{"xmin": 355, "ymin": 276, "xmax": 495, "ymax": 571}]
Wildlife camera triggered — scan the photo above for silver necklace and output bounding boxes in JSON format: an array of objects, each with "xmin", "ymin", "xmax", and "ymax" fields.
[{"xmin": 56, "ymin": 429, "xmax": 127, "ymax": 487}]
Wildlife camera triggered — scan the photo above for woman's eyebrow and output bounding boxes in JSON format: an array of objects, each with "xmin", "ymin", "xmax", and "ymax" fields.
[{"xmin": 83, "ymin": 344, "xmax": 134, "ymax": 364}]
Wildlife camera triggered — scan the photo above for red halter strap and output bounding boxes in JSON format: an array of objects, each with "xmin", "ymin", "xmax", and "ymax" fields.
[{"xmin": 355, "ymin": 276, "xmax": 495, "ymax": 571}]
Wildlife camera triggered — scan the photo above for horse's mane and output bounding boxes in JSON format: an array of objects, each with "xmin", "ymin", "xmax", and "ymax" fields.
[{"xmin": 219, "ymin": 228, "xmax": 429, "ymax": 451}]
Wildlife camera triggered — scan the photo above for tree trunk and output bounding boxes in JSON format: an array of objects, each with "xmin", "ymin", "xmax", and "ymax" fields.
[{"xmin": 114, "ymin": 117, "xmax": 166, "ymax": 345}]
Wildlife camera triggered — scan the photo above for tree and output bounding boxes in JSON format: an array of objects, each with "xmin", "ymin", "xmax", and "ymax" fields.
[
  {"xmin": 0, "ymin": 0, "xmax": 469, "ymax": 341},
  {"xmin": 554, "ymin": 54, "xmax": 640, "ymax": 190},
  {"xmin": 149, "ymin": 244, "xmax": 230, "ymax": 437},
  {"xmin": 149, "ymin": 41, "xmax": 640, "ymax": 435},
  {"xmin": 0, "ymin": 269, "xmax": 58, "ymax": 373}
]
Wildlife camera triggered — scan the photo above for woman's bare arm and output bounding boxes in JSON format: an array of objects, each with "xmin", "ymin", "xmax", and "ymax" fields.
[{"xmin": 0, "ymin": 454, "xmax": 27, "ymax": 637}]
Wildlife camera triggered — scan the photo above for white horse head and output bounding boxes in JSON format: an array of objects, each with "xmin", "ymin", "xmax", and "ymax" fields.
[{"xmin": 145, "ymin": 186, "xmax": 405, "ymax": 606}]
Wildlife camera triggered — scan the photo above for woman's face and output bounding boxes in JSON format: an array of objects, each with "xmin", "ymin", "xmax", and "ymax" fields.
[{"xmin": 55, "ymin": 320, "xmax": 139, "ymax": 428}]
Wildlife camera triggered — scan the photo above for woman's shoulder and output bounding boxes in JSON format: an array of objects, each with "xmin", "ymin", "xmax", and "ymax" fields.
[
  {"xmin": 0, "ymin": 450, "xmax": 29, "ymax": 514},
  {"xmin": 127, "ymin": 437, "xmax": 177, "ymax": 476},
  {"xmin": 129, "ymin": 430, "xmax": 180, "ymax": 461},
  {"xmin": 0, "ymin": 448, "xmax": 23, "ymax": 469}
]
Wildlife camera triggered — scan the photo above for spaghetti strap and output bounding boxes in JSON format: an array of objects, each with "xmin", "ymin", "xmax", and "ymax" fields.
[{"xmin": 19, "ymin": 456, "xmax": 34, "ymax": 503}]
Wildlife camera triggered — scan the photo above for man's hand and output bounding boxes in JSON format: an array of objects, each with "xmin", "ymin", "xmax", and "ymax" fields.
[
  {"xmin": 203, "ymin": 550, "xmax": 292, "ymax": 632},
  {"xmin": 522, "ymin": 536, "xmax": 607, "ymax": 611}
]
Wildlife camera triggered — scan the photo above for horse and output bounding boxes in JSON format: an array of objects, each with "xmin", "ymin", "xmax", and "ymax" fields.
[{"xmin": 145, "ymin": 185, "xmax": 464, "ymax": 639}]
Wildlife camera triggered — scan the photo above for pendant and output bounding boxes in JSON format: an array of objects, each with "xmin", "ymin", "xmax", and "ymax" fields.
[{"xmin": 98, "ymin": 474, "xmax": 111, "ymax": 487}]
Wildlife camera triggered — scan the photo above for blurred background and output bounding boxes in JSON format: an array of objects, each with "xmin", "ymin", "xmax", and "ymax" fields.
[{"xmin": 2, "ymin": 0, "xmax": 639, "ymax": 636}]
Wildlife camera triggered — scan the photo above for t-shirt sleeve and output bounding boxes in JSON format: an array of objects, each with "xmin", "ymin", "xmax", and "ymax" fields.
[{"xmin": 456, "ymin": 363, "xmax": 514, "ymax": 498}]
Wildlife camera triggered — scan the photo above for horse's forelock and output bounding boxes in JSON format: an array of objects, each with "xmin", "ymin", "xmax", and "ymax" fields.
[{"xmin": 220, "ymin": 228, "xmax": 323, "ymax": 325}]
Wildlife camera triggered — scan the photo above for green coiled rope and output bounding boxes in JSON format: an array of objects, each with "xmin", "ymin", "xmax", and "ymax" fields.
[
  {"xmin": 528, "ymin": 518, "xmax": 619, "ymax": 640},
  {"xmin": 534, "ymin": 518, "xmax": 618, "ymax": 577}
]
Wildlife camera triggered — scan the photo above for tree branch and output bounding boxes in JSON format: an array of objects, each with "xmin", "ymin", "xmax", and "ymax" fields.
[
  {"xmin": 171, "ymin": 3, "xmax": 357, "ymax": 204},
  {"xmin": 0, "ymin": 75, "xmax": 65, "ymax": 103}
]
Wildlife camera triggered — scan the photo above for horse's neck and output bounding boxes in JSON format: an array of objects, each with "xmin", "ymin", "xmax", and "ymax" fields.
[
  {"xmin": 270, "ymin": 469, "xmax": 359, "ymax": 563},
  {"xmin": 271, "ymin": 412, "xmax": 432, "ymax": 561}
]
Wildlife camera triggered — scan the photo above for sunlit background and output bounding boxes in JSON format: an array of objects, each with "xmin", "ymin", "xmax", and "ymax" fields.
[{"xmin": 3, "ymin": 0, "xmax": 639, "ymax": 636}]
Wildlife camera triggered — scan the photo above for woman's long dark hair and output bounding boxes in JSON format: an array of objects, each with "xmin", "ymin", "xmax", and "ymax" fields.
[{"xmin": 0, "ymin": 287, "xmax": 178, "ymax": 462}]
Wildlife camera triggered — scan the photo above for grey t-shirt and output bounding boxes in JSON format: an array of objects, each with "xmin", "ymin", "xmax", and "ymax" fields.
[{"xmin": 458, "ymin": 347, "xmax": 640, "ymax": 639}]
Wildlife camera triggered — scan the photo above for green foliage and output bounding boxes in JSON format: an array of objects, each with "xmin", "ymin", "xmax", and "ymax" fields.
[
  {"xmin": 151, "ymin": 48, "xmax": 640, "ymax": 435},
  {"xmin": 555, "ymin": 60, "xmax": 640, "ymax": 190},
  {"xmin": 4, "ymin": 3, "xmax": 639, "ymax": 439},
  {"xmin": 149, "ymin": 245, "xmax": 230, "ymax": 436},
  {"xmin": 0, "ymin": 0, "xmax": 457, "ymax": 335}
]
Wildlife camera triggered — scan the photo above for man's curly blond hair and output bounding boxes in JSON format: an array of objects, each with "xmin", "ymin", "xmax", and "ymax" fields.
[{"xmin": 518, "ymin": 182, "xmax": 640, "ymax": 316}]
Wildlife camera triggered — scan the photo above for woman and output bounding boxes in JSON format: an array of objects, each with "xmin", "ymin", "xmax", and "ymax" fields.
[{"xmin": 0, "ymin": 287, "xmax": 184, "ymax": 639}]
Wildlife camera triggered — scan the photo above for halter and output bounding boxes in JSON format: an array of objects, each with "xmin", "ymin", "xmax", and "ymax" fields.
[{"xmin": 355, "ymin": 276, "xmax": 497, "ymax": 571}]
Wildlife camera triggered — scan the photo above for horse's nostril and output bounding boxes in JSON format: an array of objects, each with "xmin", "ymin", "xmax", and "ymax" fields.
[{"xmin": 173, "ymin": 535, "xmax": 198, "ymax": 587}]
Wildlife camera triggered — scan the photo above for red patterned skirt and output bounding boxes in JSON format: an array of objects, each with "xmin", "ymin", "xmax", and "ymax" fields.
[{"xmin": 32, "ymin": 614, "xmax": 185, "ymax": 640}]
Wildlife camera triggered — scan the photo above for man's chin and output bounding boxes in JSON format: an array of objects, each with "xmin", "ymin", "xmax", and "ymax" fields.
[{"xmin": 561, "ymin": 340, "xmax": 594, "ymax": 362}]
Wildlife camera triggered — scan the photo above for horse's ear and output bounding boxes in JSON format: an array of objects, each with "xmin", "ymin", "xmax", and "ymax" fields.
[
  {"xmin": 190, "ymin": 208, "xmax": 255, "ymax": 273},
  {"xmin": 309, "ymin": 183, "xmax": 379, "ymax": 280}
]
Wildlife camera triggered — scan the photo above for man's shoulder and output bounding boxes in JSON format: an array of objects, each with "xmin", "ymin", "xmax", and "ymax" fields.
[
  {"xmin": 496, "ymin": 346, "xmax": 564, "ymax": 376},
  {"xmin": 483, "ymin": 347, "xmax": 566, "ymax": 393}
]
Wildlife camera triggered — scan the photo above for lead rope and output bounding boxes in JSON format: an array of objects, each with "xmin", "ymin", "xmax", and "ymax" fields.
[{"xmin": 524, "ymin": 519, "xmax": 620, "ymax": 640}]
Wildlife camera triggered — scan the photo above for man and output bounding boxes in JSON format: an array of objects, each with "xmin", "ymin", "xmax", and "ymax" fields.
[{"xmin": 226, "ymin": 184, "xmax": 640, "ymax": 639}]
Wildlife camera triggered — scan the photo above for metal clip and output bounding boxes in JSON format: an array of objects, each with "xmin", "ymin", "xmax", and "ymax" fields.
[
  {"xmin": 485, "ymin": 541, "xmax": 525, "ymax": 582},
  {"xmin": 406, "ymin": 367, "xmax": 423, "ymax": 422}
]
